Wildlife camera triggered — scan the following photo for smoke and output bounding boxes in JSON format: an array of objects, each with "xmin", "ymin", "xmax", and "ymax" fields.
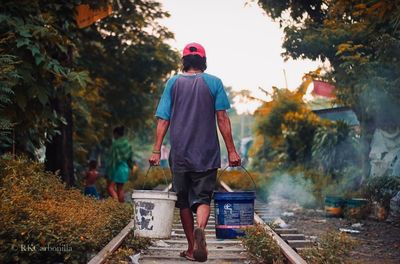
[
  {"xmin": 264, "ymin": 172, "xmax": 317, "ymax": 211},
  {"xmin": 359, "ymin": 81, "xmax": 400, "ymax": 128}
]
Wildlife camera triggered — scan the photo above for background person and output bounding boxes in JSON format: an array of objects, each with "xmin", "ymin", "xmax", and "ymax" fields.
[
  {"xmin": 84, "ymin": 160, "xmax": 100, "ymax": 199},
  {"xmin": 106, "ymin": 126, "xmax": 133, "ymax": 203}
]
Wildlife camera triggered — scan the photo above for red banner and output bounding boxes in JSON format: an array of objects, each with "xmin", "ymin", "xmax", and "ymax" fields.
[{"xmin": 312, "ymin": 80, "xmax": 335, "ymax": 98}]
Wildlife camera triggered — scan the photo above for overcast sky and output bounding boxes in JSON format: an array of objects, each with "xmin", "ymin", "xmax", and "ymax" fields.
[{"xmin": 159, "ymin": 0, "xmax": 321, "ymax": 113}]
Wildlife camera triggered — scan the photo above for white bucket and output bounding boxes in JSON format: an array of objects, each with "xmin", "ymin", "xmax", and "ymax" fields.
[{"xmin": 132, "ymin": 190, "xmax": 177, "ymax": 238}]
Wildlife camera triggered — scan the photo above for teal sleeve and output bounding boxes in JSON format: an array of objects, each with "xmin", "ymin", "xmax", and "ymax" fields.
[
  {"xmin": 214, "ymin": 79, "xmax": 231, "ymax": 111},
  {"xmin": 202, "ymin": 73, "xmax": 231, "ymax": 111},
  {"xmin": 155, "ymin": 76, "xmax": 178, "ymax": 120}
]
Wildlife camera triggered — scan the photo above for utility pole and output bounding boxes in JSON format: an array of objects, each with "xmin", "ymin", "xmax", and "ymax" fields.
[
  {"xmin": 240, "ymin": 114, "xmax": 244, "ymax": 140},
  {"xmin": 283, "ymin": 69, "xmax": 289, "ymax": 89}
]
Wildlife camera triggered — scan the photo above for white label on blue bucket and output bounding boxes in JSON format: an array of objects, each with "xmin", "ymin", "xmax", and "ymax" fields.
[
  {"xmin": 218, "ymin": 202, "xmax": 254, "ymax": 226},
  {"xmin": 224, "ymin": 203, "xmax": 233, "ymax": 214},
  {"xmin": 135, "ymin": 201, "xmax": 154, "ymax": 230}
]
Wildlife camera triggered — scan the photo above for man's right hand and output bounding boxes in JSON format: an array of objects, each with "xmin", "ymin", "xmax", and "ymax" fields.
[
  {"xmin": 149, "ymin": 153, "xmax": 161, "ymax": 166},
  {"xmin": 228, "ymin": 150, "xmax": 241, "ymax": 167}
]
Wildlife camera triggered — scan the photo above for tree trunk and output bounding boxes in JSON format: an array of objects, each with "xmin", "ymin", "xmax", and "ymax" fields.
[{"xmin": 45, "ymin": 94, "xmax": 75, "ymax": 187}]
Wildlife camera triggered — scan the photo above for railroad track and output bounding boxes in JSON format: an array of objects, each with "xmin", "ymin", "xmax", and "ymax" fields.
[
  {"xmin": 140, "ymin": 204, "xmax": 247, "ymax": 263},
  {"xmin": 88, "ymin": 181, "xmax": 310, "ymax": 264}
]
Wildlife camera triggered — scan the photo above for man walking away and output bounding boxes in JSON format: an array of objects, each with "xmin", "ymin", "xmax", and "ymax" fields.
[{"xmin": 149, "ymin": 42, "xmax": 241, "ymax": 262}]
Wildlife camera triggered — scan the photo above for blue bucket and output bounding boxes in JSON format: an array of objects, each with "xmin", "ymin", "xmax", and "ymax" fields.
[{"xmin": 214, "ymin": 191, "xmax": 256, "ymax": 239}]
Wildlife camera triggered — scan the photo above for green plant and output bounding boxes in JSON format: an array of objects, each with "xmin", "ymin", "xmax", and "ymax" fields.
[
  {"xmin": 241, "ymin": 224, "xmax": 284, "ymax": 264},
  {"xmin": 0, "ymin": 156, "xmax": 132, "ymax": 263},
  {"xmin": 127, "ymin": 167, "xmax": 173, "ymax": 190},
  {"xmin": 312, "ymin": 121, "xmax": 362, "ymax": 174},
  {"xmin": 217, "ymin": 169, "xmax": 262, "ymax": 191},
  {"xmin": 362, "ymin": 175, "xmax": 400, "ymax": 209},
  {"xmin": 300, "ymin": 231, "xmax": 356, "ymax": 264},
  {"xmin": 104, "ymin": 231, "xmax": 151, "ymax": 263}
]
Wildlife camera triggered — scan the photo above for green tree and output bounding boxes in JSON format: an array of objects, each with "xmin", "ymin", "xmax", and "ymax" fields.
[
  {"xmin": 0, "ymin": 1, "xmax": 92, "ymax": 185},
  {"xmin": 0, "ymin": 53, "xmax": 19, "ymax": 149},
  {"xmin": 73, "ymin": 0, "xmax": 179, "ymax": 165},
  {"xmin": 256, "ymin": 0, "xmax": 400, "ymax": 176},
  {"xmin": 0, "ymin": 1, "xmax": 179, "ymax": 185},
  {"xmin": 257, "ymin": 0, "xmax": 400, "ymax": 128},
  {"xmin": 250, "ymin": 83, "xmax": 319, "ymax": 170}
]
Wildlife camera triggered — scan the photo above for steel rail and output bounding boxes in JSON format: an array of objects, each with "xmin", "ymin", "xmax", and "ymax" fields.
[
  {"xmin": 87, "ymin": 184, "xmax": 171, "ymax": 264},
  {"xmin": 89, "ymin": 179, "xmax": 306, "ymax": 264}
]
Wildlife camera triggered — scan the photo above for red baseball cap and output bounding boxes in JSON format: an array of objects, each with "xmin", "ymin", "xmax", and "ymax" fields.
[{"xmin": 182, "ymin": 42, "xmax": 206, "ymax": 58}]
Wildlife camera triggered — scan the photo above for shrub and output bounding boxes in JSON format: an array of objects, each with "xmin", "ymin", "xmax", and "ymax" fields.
[
  {"xmin": 104, "ymin": 231, "xmax": 151, "ymax": 263},
  {"xmin": 362, "ymin": 175, "xmax": 400, "ymax": 209},
  {"xmin": 300, "ymin": 231, "xmax": 356, "ymax": 264},
  {"xmin": 126, "ymin": 167, "xmax": 172, "ymax": 190},
  {"xmin": 0, "ymin": 156, "xmax": 132, "ymax": 263},
  {"xmin": 217, "ymin": 169, "xmax": 262, "ymax": 191},
  {"xmin": 128, "ymin": 167, "xmax": 262, "ymax": 192},
  {"xmin": 241, "ymin": 224, "xmax": 284, "ymax": 264}
]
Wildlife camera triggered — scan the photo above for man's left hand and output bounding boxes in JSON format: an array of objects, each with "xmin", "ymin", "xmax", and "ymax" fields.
[{"xmin": 228, "ymin": 151, "xmax": 241, "ymax": 167}]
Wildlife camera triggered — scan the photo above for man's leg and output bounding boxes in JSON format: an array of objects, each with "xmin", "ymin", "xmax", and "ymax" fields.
[
  {"xmin": 191, "ymin": 169, "xmax": 217, "ymax": 262},
  {"xmin": 180, "ymin": 208, "xmax": 194, "ymax": 258},
  {"xmin": 196, "ymin": 204, "xmax": 210, "ymax": 229},
  {"xmin": 172, "ymin": 170, "xmax": 194, "ymax": 259}
]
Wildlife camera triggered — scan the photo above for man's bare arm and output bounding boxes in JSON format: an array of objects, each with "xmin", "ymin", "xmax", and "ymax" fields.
[
  {"xmin": 216, "ymin": 110, "xmax": 241, "ymax": 166},
  {"xmin": 149, "ymin": 118, "xmax": 170, "ymax": 165}
]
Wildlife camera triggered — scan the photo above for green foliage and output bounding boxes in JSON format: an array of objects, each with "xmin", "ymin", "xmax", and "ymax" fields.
[
  {"xmin": 217, "ymin": 169, "xmax": 262, "ymax": 191},
  {"xmin": 300, "ymin": 231, "xmax": 356, "ymax": 264},
  {"xmin": 251, "ymin": 86, "xmax": 324, "ymax": 169},
  {"xmin": 257, "ymin": 0, "xmax": 325, "ymax": 24},
  {"xmin": 71, "ymin": 0, "xmax": 179, "ymax": 165},
  {"xmin": 0, "ymin": 156, "xmax": 132, "ymax": 263},
  {"xmin": 0, "ymin": 0, "xmax": 179, "ymax": 165},
  {"xmin": 251, "ymin": 79, "xmax": 364, "ymax": 200},
  {"xmin": 282, "ymin": 108, "xmax": 321, "ymax": 164},
  {"xmin": 0, "ymin": 1, "xmax": 91, "ymax": 154},
  {"xmin": 0, "ymin": 53, "xmax": 19, "ymax": 148},
  {"xmin": 241, "ymin": 224, "xmax": 284, "ymax": 264},
  {"xmin": 362, "ymin": 175, "xmax": 400, "ymax": 209},
  {"xmin": 104, "ymin": 232, "xmax": 151, "ymax": 263},
  {"xmin": 125, "ymin": 167, "xmax": 172, "ymax": 192},
  {"xmin": 257, "ymin": 88, "xmax": 302, "ymax": 138},
  {"xmin": 311, "ymin": 121, "xmax": 365, "ymax": 188},
  {"xmin": 257, "ymin": 0, "xmax": 400, "ymax": 129}
]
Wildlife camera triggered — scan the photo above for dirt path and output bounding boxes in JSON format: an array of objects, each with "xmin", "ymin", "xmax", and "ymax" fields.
[{"xmin": 281, "ymin": 207, "xmax": 400, "ymax": 264}]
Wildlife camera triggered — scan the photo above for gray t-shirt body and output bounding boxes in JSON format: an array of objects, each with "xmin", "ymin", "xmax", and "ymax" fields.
[{"xmin": 156, "ymin": 73, "xmax": 230, "ymax": 172}]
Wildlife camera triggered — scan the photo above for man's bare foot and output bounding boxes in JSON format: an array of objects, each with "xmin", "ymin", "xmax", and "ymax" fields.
[{"xmin": 193, "ymin": 228, "xmax": 208, "ymax": 262}]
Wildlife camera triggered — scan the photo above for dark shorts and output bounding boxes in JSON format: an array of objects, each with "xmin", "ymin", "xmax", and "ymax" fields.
[
  {"xmin": 84, "ymin": 186, "xmax": 99, "ymax": 199},
  {"xmin": 172, "ymin": 169, "xmax": 217, "ymax": 212}
]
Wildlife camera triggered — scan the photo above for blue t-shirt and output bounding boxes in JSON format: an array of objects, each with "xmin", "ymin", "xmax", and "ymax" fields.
[{"xmin": 156, "ymin": 73, "xmax": 230, "ymax": 172}]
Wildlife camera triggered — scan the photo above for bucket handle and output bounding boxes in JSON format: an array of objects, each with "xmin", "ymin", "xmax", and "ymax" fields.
[
  {"xmin": 143, "ymin": 165, "xmax": 171, "ymax": 197},
  {"xmin": 217, "ymin": 165, "xmax": 257, "ymax": 191}
]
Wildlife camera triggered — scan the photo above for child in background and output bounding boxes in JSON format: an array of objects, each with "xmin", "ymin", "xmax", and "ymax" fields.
[{"xmin": 84, "ymin": 160, "xmax": 100, "ymax": 199}]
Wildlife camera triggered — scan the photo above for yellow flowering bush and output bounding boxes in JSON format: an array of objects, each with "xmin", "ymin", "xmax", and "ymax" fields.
[
  {"xmin": 128, "ymin": 167, "xmax": 262, "ymax": 192},
  {"xmin": 127, "ymin": 167, "xmax": 173, "ymax": 190},
  {"xmin": 241, "ymin": 224, "xmax": 284, "ymax": 264},
  {"xmin": 300, "ymin": 231, "xmax": 356, "ymax": 264},
  {"xmin": 217, "ymin": 169, "xmax": 263, "ymax": 191},
  {"xmin": 281, "ymin": 108, "xmax": 324, "ymax": 163},
  {"xmin": 0, "ymin": 156, "xmax": 132, "ymax": 263}
]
